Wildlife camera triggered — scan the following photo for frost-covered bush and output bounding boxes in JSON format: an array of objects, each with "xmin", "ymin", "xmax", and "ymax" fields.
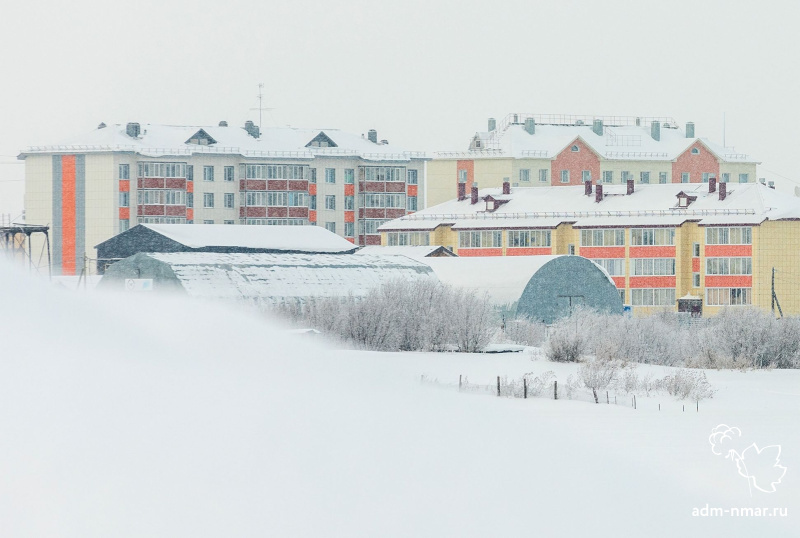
[
  {"xmin": 662, "ymin": 369, "xmax": 716, "ymax": 400},
  {"xmin": 502, "ymin": 318, "xmax": 547, "ymax": 346},
  {"xmin": 578, "ymin": 359, "xmax": 622, "ymax": 403}
]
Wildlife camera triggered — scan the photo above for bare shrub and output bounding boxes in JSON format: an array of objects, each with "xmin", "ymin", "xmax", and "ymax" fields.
[
  {"xmin": 662, "ymin": 369, "xmax": 716, "ymax": 400},
  {"xmin": 578, "ymin": 359, "xmax": 622, "ymax": 403},
  {"xmin": 503, "ymin": 318, "xmax": 547, "ymax": 347}
]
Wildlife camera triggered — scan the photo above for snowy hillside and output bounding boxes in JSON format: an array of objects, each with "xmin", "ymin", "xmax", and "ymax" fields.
[{"xmin": 0, "ymin": 263, "xmax": 796, "ymax": 536}]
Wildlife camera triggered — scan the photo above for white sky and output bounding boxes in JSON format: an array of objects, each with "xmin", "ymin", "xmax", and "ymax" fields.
[{"xmin": 1, "ymin": 0, "xmax": 799, "ymax": 217}]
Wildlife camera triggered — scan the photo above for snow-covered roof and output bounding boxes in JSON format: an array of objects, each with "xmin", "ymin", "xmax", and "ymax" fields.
[
  {"xmin": 140, "ymin": 224, "xmax": 357, "ymax": 253},
  {"xmin": 436, "ymin": 114, "xmax": 757, "ymax": 163},
  {"xmin": 135, "ymin": 252, "xmax": 436, "ymax": 302},
  {"xmin": 355, "ymin": 245, "xmax": 455, "ymax": 260},
  {"xmin": 380, "ymin": 183, "xmax": 799, "ymax": 231},
  {"xmin": 20, "ymin": 123, "xmax": 427, "ymax": 162}
]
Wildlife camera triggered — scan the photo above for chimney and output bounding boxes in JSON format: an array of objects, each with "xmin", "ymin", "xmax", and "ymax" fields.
[
  {"xmin": 219, "ymin": 120, "xmax": 228, "ymax": 127},
  {"xmin": 627, "ymin": 179, "xmax": 635, "ymax": 195},
  {"xmin": 709, "ymin": 176, "xmax": 717, "ymax": 193},
  {"xmin": 595, "ymin": 183, "xmax": 603, "ymax": 203},
  {"xmin": 719, "ymin": 182, "xmax": 727, "ymax": 201},
  {"xmin": 584, "ymin": 180, "xmax": 592, "ymax": 196},
  {"xmin": 512, "ymin": 114, "xmax": 519, "ymax": 124},
  {"xmin": 502, "ymin": 178, "xmax": 510, "ymax": 195},
  {"xmin": 97, "ymin": 122, "xmax": 106, "ymax": 129},
  {"xmin": 635, "ymin": 117, "xmax": 641, "ymax": 127},
  {"xmin": 126, "ymin": 122, "xmax": 140, "ymax": 138},
  {"xmin": 457, "ymin": 182, "xmax": 466, "ymax": 201},
  {"xmin": 488, "ymin": 117, "xmax": 496, "ymax": 132},
  {"xmin": 768, "ymin": 181, "xmax": 775, "ymax": 189},
  {"xmin": 524, "ymin": 117, "xmax": 535, "ymax": 135},
  {"xmin": 471, "ymin": 183, "xmax": 479, "ymax": 205},
  {"xmin": 367, "ymin": 129, "xmax": 378, "ymax": 143},
  {"xmin": 760, "ymin": 177, "xmax": 766, "ymax": 185},
  {"xmin": 651, "ymin": 120, "xmax": 661, "ymax": 141},
  {"xmin": 244, "ymin": 120, "xmax": 260, "ymax": 138},
  {"xmin": 592, "ymin": 119, "xmax": 604, "ymax": 136},
  {"xmin": 685, "ymin": 121, "xmax": 695, "ymax": 138}
]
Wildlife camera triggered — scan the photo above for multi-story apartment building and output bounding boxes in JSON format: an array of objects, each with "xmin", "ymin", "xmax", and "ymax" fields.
[
  {"xmin": 20, "ymin": 121, "xmax": 426, "ymax": 275},
  {"xmin": 427, "ymin": 113, "xmax": 759, "ymax": 206},
  {"xmin": 379, "ymin": 180, "xmax": 800, "ymax": 316}
]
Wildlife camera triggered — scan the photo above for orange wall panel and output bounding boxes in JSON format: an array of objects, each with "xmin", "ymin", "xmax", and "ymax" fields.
[
  {"xmin": 457, "ymin": 248, "xmax": 503, "ymax": 257},
  {"xmin": 705, "ymin": 275, "xmax": 752, "ymax": 288},
  {"xmin": 61, "ymin": 155, "xmax": 76, "ymax": 275},
  {"xmin": 705, "ymin": 244, "xmax": 752, "ymax": 257},
  {"xmin": 344, "ymin": 184, "xmax": 355, "ymax": 196},
  {"xmin": 186, "ymin": 209, "xmax": 194, "ymax": 221},
  {"xmin": 506, "ymin": 247, "xmax": 552, "ymax": 256},
  {"xmin": 628, "ymin": 246, "xmax": 676, "ymax": 258},
  {"xmin": 186, "ymin": 181, "xmax": 194, "ymax": 193},
  {"xmin": 550, "ymin": 138, "xmax": 600, "ymax": 186},
  {"xmin": 308, "ymin": 210, "xmax": 317, "ymax": 222},
  {"xmin": 344, "ymin": 211, "xmax": 354, "ymax": 223},
  {"xmin": 612, "ymin": 276, "xmax": 625, "ymax": 289},
  {"xmin": 119, "ymin": 180, "xmax": 130, "ymax": 192},
  {"xmin": 119, "ymin": 207, "xmax": 130, "ymax": 220},
  {"xmin": 692, "ymin": 258, "xmax": 700, "ymax": 272},
  {"xmin": 407, "ymin": 185, "xmax": 418, "ymax": 197},
  {"xmin": 457, "ymin": 159, "xmax": 475, "ymax": 193},
  {"xmin": 578, "ymin": 246, "xmax": 625, "ymax": 258},
  {"xmin": 628, "ymin": 276, "xmax": 676, "ymax": 288},
  {"xmin": 672, "ymin": 142, "xmax": 719, "ymax": 183},
  {"xmin": 309, "ymin": 184, "xmax": 317, "ymax": 195}
]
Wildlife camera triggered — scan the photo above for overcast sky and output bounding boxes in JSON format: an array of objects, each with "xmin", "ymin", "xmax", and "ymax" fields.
[{"xmin": 1, "ymin": 0, "xmax": 798, "ymax": 217}]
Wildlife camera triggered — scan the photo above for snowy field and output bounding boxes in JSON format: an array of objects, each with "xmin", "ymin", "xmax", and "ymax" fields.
[{"xmin": 1, "ymin": 264, "xmax": 797, "ymax": 537}]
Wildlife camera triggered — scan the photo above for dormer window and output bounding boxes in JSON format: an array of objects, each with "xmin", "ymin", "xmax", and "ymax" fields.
[
  {"xmin": 475, "ymin": 140, "xmax": 481, "ymax": 148},
  {"xmin": 571, "ymin": 145, "xmax": 580, "ymax": 152},
  {"xmin": 691, "ymin": 147, "xmax": 700, "ymax": 155},
  {"xmin": 675, "ymin": 191, "xmax": 697, "ymax": 208},
  {"xmin": 185, "ymin": 129, "xmax": 217, "ymax": 146},
  {"xmin": 305, "ymin": 132, "xmax": 338, "ymax": 148}
]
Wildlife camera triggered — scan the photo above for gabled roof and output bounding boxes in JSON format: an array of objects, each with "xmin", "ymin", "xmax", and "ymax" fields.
[
  {"xmin": 305, "ymin": 131, "xmax": 338, "ymax": 148},
  {"xmin": 185, "ymin": 128, "xmax": 217, "ymax": 145},
  {"xmin": 380, "ymin": 182, "xmax": 800, "ymax": 231},
  {"xmin": 355, "ymin": 245, "xmax": 456, "ymax": 260}
]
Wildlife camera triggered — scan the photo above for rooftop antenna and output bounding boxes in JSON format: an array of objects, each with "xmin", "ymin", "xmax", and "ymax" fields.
[{"xmin": 250, "ymin": 83, "xmax": 274, "ymax": 137}]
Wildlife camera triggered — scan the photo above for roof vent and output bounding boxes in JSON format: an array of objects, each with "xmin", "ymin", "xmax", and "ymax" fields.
[
  {"xmin": 380, "ymin": 139, "xmax": 389, "ymax": 145},
  {"xmin": 719, "ymin": 182, "xmax": 727, "ymax": 201},
  {"xmin": 760, "ymin": 177, "xmax": 766, "ymax": 185},
  {"xmin": 651, "ymin": 120, "xmax": 661, "ymax": 141},
  {"xmin": 488, "ymin": 117, "xmax": 496, "ymax": 132},
  {"xmin": 97, "ymin": 122, "xmax": 106, "ymax": 129},
  {"xmin": 367, "ymin": 129, "xmax": 378, "ymax": 144},
  {"xmin": 584, "ymin": 180, "xmax": 592, "ymax": 196},
  {"xmin": 126, "ymin": 122, "xmax": 140, "ymax": 138},
  {"xmin": 471, "ymin": 183, "xmax": 479, "ymax": 205},
  {"xmin": 592, "ymin": 119, "xmax": 603, "ymax": 136},
  {"xmin": 685, "ymin": 122, "xmax": 695, "ymax": 138},
  {"xmin": 524, "ymin": 118, "xmax": 535, "ymax": 135},
  {"xmin": 219, "ymin": 120, "xmax": 228, "ymax": 127},
  {"xmin": 503, "ymin": 178, "xmax": 510, "ymax": 195},
  {"xmin": 709, "ymin": 176, "xmax": 717, "ymax": 193},
  {"xmin": 627, "ymin": 179, "xmax": 635, "ymax": 195},
  {"xmin": 595, "ymin": 183, "xmax": 603, "ymax": 203},
  {"xmin": 457, "ymin": 182, "xmax": 466, "ymax": 201},
  {"xmin": 244, "ymin": 120, "xmax": 260, "ymax": 138},
  {"xmin": 768, "ymin": 181, "xmax": 775, "ymax": 189}
]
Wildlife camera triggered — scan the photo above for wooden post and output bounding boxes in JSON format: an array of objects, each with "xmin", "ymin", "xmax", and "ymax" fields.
[
  {"xmin": 696, "ymin": 400, "xmax": 699, "ymax": 412},
  {"xmin": 497, "ymin": 376, "xmax": 501, "ymax": 397},
  {"xmin": 592, "ymin": 388, "xmax": 599, "ymax": 404},
  {"xmin": 634, "ymin": 395, "xmax": 637, "ymax": 410},
  {"xmin": 554, "ymin": 380, "xmax": 558, "ymax": 400},
  {"xmin": 523, "ymin": 377, "xmax": 528, "ymax": 399},
  {"xmin": 606, "ymin": 391, "xmax": 609, "ymax": 404},
  {"xmin": 458, "ymin": 375, "xmax": 462, "ymax": 391},
  {"xmin": 683, "ymin": 404, "xmax": 685, "ymax": 412},
  {"xmin": 659, "ymin": 403, "xmax": 661, "ymax": 411}
]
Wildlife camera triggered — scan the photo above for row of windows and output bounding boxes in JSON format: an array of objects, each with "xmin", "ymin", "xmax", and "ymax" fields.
[
  {"xmin": 243, "ymin": 164, "xmax": 310, "ymax": 180},
  {"xmin": 630, "ymin": 228, "xmax": 675, "ymax": 246},
  {"xmin": 386, "ymin": 231, "xmax": 430, "ymax": 246},
  {"xmin": 137, "ymin": 162, "xmax": 187, "ymax": 178},
  {"xmin": 361, "ymin": 167, "xmax": 405, "ymax": 182},
  {"xmin": 591, "ymin": 258, "xmax": 625, "ymax": 276},
  {"xmin": 201, "ymin": 166, "xmax": 235, "ymax": 182},
  {"xmin": 512, "ymin": 168, "xmax": 751, "ymax": 185},
  {"xmin": 459, "ymin": 230, "xmax": 503, "ymax": 248},
  {"xmin": 706, "ymin": 227, "xmax": 752, "ymax": 245},
  {"xmin": 631, "ymin": 288, "xmax": 676, "ymax": 306},
  {"xmin": 240, "ymin": 191, "xmax": 308, "ymax": 207},
  {"xmin": 243, "ymin": 218, "xmax": 307, "ymax": 225},
  {"xmin": 580, "ymin": 229, "xmax": 626, "ymax": 246},
  {"xmin": 706, "ymin": 257, "xmax": 752, "ymax": 275},
  {"xmin": 706, "ymin": 287, "xmax": 751, "ymax": 306},
  {"xmin": 359, "ymin": 193, "xmax": 406, "ymax": 208},
  {"xmin": 137, "ymin": 189, "xmax": 187, "ymax": 206},
  {"xmin": 359, "ymin": 219, "xmax": 390, "ymax": 235},
  {"xmin": 632, "ymin": 258, "xmax": 676, "ymax": 276},
  {"xmin": 507, "ymin": 230, "xmax": 552, "ymax": 248},
  {"xmin": 137, "ymin": 216, "xmax": 187, "ymax": 224}
]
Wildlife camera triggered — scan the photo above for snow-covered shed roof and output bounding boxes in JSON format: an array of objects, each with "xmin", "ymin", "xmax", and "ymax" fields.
[
  {"xmin": 437, "ymin": 114, "xmax": 757, "ymax": 163},
  {"xmin": 380, "ymin": 182, "xmax": 800, "ymax": 231},
  {"xmin": 355, "ymin": 245, "xmax": 456, "ymax": 260},
  {"xmin": 20, "ymin": 123, "xmax": 427, "ymax": 162},
  {"xmin": 140, "ymin": 224, "xmax": 357, "ymax": 253},
  {"xmin": 99, "ymin": 252, "xmax": 436, "ymax": 304}
]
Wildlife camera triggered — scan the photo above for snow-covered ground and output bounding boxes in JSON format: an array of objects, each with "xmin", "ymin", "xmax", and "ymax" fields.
[{"xmin": 0, "ymin": 263, "xmax": 797, "ymax": 536}]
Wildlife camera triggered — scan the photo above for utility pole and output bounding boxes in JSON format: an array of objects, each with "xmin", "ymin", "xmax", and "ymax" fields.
[
  {"xmin": 772, "ymin": 267, "xmax": 783, "ymax": 318},
  {"xmin": 249, "ymin": 83, "xmax": 274, "ymax": 138}
]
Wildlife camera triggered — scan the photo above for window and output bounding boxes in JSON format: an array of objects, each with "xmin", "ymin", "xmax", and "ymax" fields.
[
  {"xmin": 325, "ymin": 195, "xmax": 336, "ymax": 210},
  {"xmin": 632, "ymin": 258, "xmax": 676, "ymax": 276},
  {"xmin": 702, "ymin": 173, "xmax": 712, "ymax": 183},
  {"xmin": 344, "ymin": 169, "xmax": 355, "ymax": 184},
  {"xmin": 244, "ymin": 191, "xmax": 267, "ymax": 206},
  {"xmin": 203, "ymin": 193, "xmax": 214, "ymax": 208},
  {"xmin": 693, "ymin": 242, "xmax": 700, "ymax": 257},
  {"xmin": 387, "ymin": 232, "xmax": 430, "ymax": 246},
  {"xmin": 119, "ymin": 219, "xmax": 130, "ymax": 232},
  {"xmin": 187, "ymin": 192, "xmax": 193, "ymax": 208},
  {"xmin": 640, "ymin": 171, "xmax": 650, "ymax": 184},
  {"xmin": 245, "ymin": 218, "xmax": 306, "ymax": 226},
  {"xmin": 621, "ymin": 171, "xmax": 632, "ymax": 183},
  {"xmin": 244, "ymin": 164, "xmax": 309, "ymax": 180},
  {"xmin": 119, "ymin": 192, "xmax": 129, "ymax": 207},
  {"xmin": 560, "ymin": 170, "xmax": 570, "ymax": 183},
  {"xmin": 359, "ymin": 219, "xmax": 389, "ymax": 235},
  {"xmin": 693, "ymin": 273, "xmax": 701, "ymax": 287},
  {"xmin": 137, "ymin": 162, "xmax": 188, "ymax": 178},
  {"xmin": 406, "ymin": 169, "xmax": 418, "ymax": 185},
  {"xmin": 571, "ymin": 145, "xmax": 579, "ymax": 152},
  {"xmin": 739, "ymin": 173, "xmax": 749, "ymax": 183},
  {"xmin": 164, "ymin": 190, "xmax": 186, "ymax": 205},
  {"xmin": 539, "ymin": 169, "xmax": 549, "ymax": 182},
  {"xmin": 224, "ymin": 220, "xmax": 235, "ymax": 225},
  {"xmin": 119, "ymin": 164, "xmax": 130, "ymax": 180},
  {"xmin": 507, "ymin": 230, "xmax": 552, "ymax": 248},
  {"xmin": 580, "ymin": 229, "xmax": 625, "ymax": 246},
  {"xmin": 203, "ymin": 219, "xmax": 215, "ymax": 224},
  {"xmin": 310, "ymin": 195, "xmax": 317, "ymax": 210},
  {"xmin": 602, "ymin": 171, "xmax": 613, "ymax": 183},
  {"xmin": 359, "ymin": 193, "xmax": 405, "ymax": 208},
  {"xmin": 224, "ymin": 166, "xmax": 234, "ymax": 182},
  {"xmin": 631, "ymin": 288, "xmax": 676, "ymax": 306},
  {"xmin": 458, "ymin": 169, "xmax": 467, "ymax": 183},
  {"xmin": 324, "ymin": 168, "xmax": 336, "ymax": 184},
  {"xmin": 361, "ymin": 166, "xmax": 405, "ymax": 182},
  {"xmin": 520, "ymin": 169, "xmax": 531, "ymax": 182},
  {"xmin": 310, "ymin": 168, "xmax": 317, "ymax": 183},
  {"xmin": 224, "ymin": 193, "xmax": 235, "ymax": 208},
  {"xmin": 138, "ymin": 217, "xmax": 187, "ymax": 224},
  {"xmin": 706, "ymin": 257, "xmax": 752, "ymax": 275},
  {"xmin": 630, "ymin": 228, "xmax": 675, "ymax": 246},
  {"xmin": 407, "ymin": 196, "xmax": 417, "ymax": 211},
  {"xmin": 582, "ymin": 170, "xmax": 591, "ymax": 182},
  {"xmin": 705, "ymin": 227, "xmax": 752, "ymax": 245},
  {"xmin": 691, "ymin": 147, "xmax": 700, "ymax": 155},
  {"xmin": 325, "ymin": 222, "xmax": 336, "ymax": 233},
  {"xmin": 590, "ymin": 258, "xmax": 625, "ymax": 276},
  {"xmin": 659, "ymin": 172, "xmax": 668, "ymax": 184},
  {"xmin": 288, "ymin": 192, "xmax": 307, "ymax": 207},
  {"xmin": 568, "ymin": 244, "xmax": 575, "ymax": 255},
  {"xmin": 186, "ymin": 165, "xmax": 193, "ymax": 181},
  {"xmin": 344, "ymin": 222, "xmax": 354, "ymax": 237},
  {"xmin": 681, "ymin": 172, "xmax": 690, "ymax": 183},
  {"xmin": 203, "ymin": 166, "xmax": 214, "ymax": 181},
  {"xmin": 267, "ymin": 192, "xmax": 288, "ymax": 206},
  {"xmin": 706, "ymin": 288, "xmax": 751, "ymax": 306},
  {"xmin": 619, "ymin": 289, "xmax": 625, "ymax": 304},
  {"xmin": 721, "ymin": 173, "xmax": 730, "ymax": 183},
  {"xmin": 458, "ymin": 230, "xmax": 502, "ymax": 248}
]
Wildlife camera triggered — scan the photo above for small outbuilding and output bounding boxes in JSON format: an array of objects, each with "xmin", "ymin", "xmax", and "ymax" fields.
[
  {"xmin": 418, "ymin": 255, "xmax": 623, "ymax": 324},
  {"xmin": 95, "ymin": 224, "xmax": 358, "ymax": 273}
]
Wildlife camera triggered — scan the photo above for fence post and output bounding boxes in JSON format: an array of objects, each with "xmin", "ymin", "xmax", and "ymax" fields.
[
  {"xmin": 497, "ymin": 376, "xmax": 501, "ymax": 397},
  {"xmin": 634, "ymin": 395, "xmax": 637, "ymax": 410},
  {"xmin": 696, "ymin": 400, "xmax": 699, "ymax": 412},
  {"xmin": 683, "ymin": 404, "xmax": 685, "ymax": 412},
  {"xmin": 523, "ymin": 377, "xmax": 528, "ymax": 399},
  {"xmin": 554, "ymin": 380, "xmax": 558, "ymax": 400},
  {"xmin": 606, "ymin": 391, "xmax": 609, "ymax": 404},
  {"xmin": 459, "ymin": 375, "xmax": 462, "ymax": 392}
]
